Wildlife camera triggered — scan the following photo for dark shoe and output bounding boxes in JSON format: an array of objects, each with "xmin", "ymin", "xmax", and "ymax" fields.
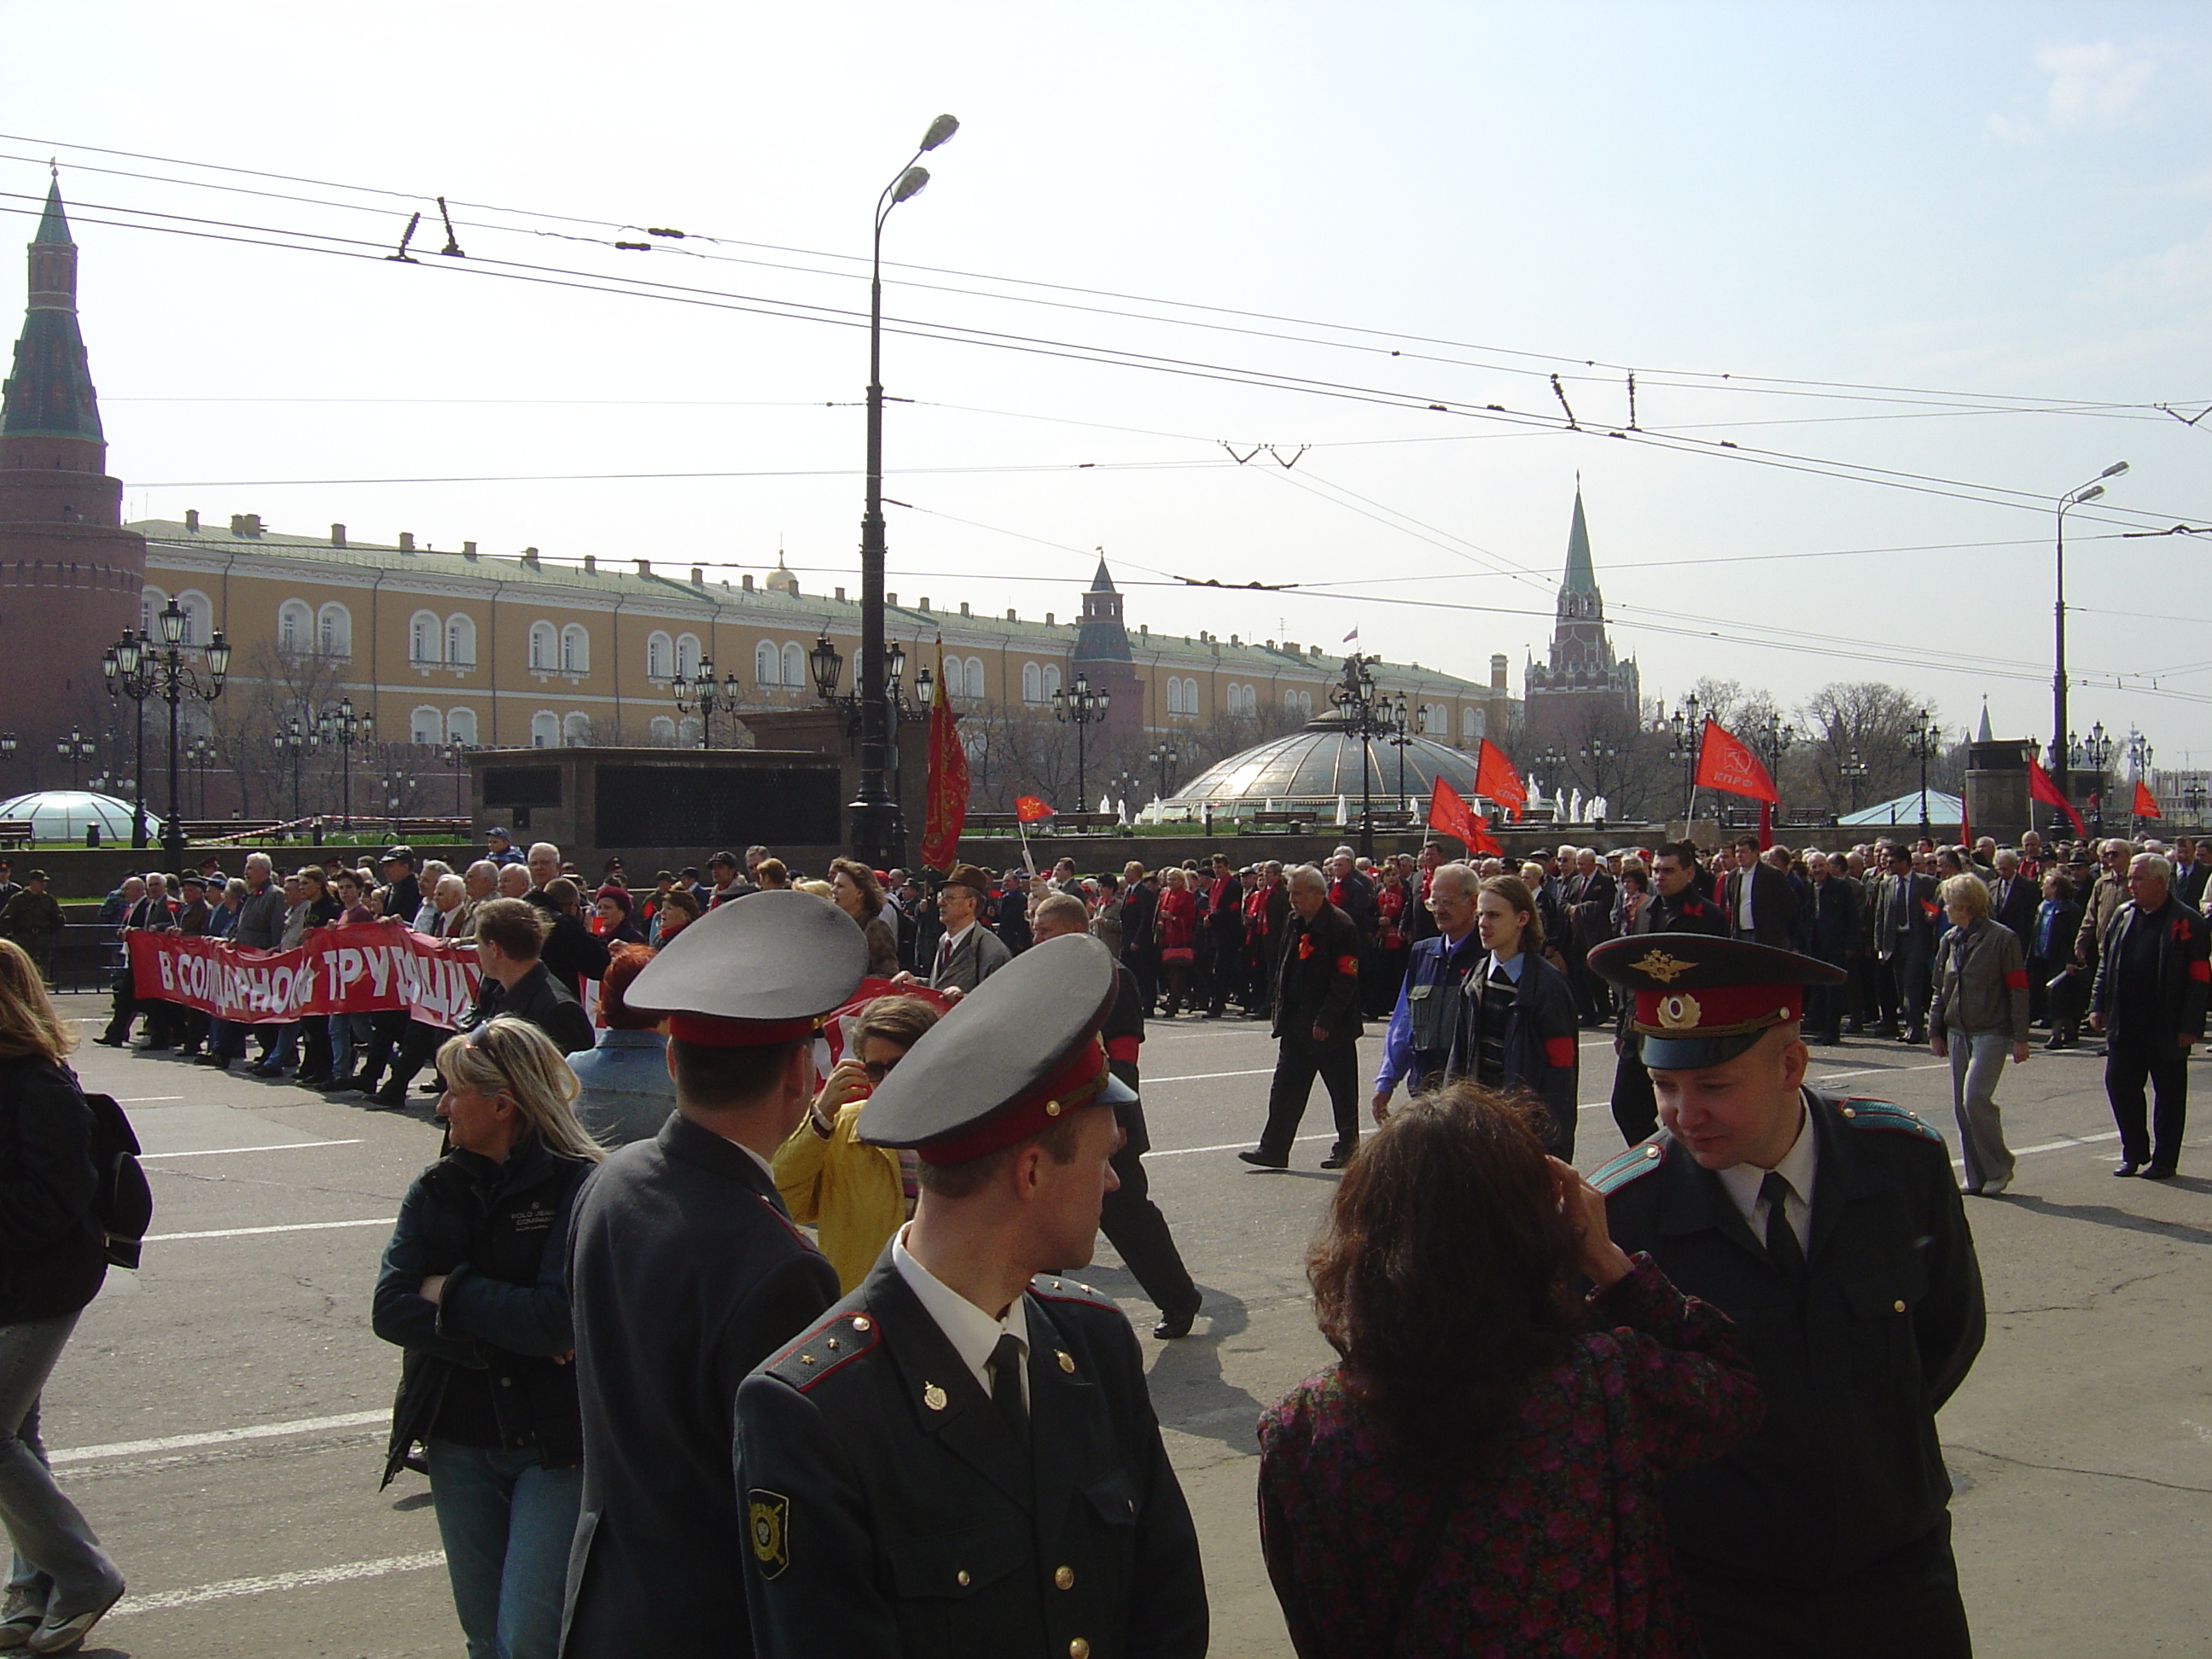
[
  {"xmin": 196, "ymin": 1051, "xmax": 233, "ymax": 1068},
  {"xmin": 175, "ymin": 1045, "xmax": 202, "ymax": 1058},
  {"xmin": 367, "ymin": 1081, "xmax": 409, "ymax": 1111},
  {"xmin": 1236, "ymin": 1149, "xmax": 1288, "ymax": 1170},
  {"xmin": 1961, "ymin": 1185, "xmax": 1982, "ymax": 1196},
  {"xmin": 26, "ymin": 1576, "xmax": 124, "ymax": 1656},
  {"xmin": 2141, "ymin": 1163, "xmax": 2178, "ymax": 1180},
  {"xmin": 1318, "ymin": 1146, "xmax": 1356, "ymax": 1171},
  {"xmin": 1842, "ymin": 1019, "xmax": 1864, "ymax": 1035},
  {"xmin": 249, "ymin": 1062, "xmax": 283, "ymax": 1078},
  {"xmin": 93, "ymin": 1035, "xmax": 126, "ymax": 1048},
  {"xmin": 2113, "ymin": 1161, "xmax": 2141, "ymax": 1178},
  {"xmin": 402, "ymin": 1448, "xmax": 430, "ymax": 1477},
  {"xmin": 294, "ymin": 1072, "xmax": 333, "ymax": 1089},
  {"xmin": 1904, "ymin": 1029, "xmax": 1927, "ymax": 1046},
  {"xmin": 1152, "ymin": 1300, "xmax": 1202, "ymax": 1341},
  {"xmin": 1873, "ymin": 1022, "xmax": 1899, "ymax": 1039},
  {"xmin": 2042, "ymin": 1033, "xmax": 2069, "ymax": 1051}
]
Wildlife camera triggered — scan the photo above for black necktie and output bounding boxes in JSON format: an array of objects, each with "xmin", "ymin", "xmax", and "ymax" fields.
[
  {"xmin": 987, "ymin": 1333, "xmax": 1027, "ymax": 1441},
  {"xmin": 1761, "ymin": 1171, "xmax": 1806, "ymax": 1289}
]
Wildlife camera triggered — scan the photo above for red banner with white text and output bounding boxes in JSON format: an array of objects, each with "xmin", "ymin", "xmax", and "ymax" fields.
[{"xmin": 128, "ymin": 921, "xmax": 484, "ymax": 1028}]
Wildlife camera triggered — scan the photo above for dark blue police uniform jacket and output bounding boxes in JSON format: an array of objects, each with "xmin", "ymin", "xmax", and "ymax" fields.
[
  {"xmin": 736, "ymin": 1256, "xmax": 1208, "ymax": 1659},
  {"xmin": 561, "ymin": 1111, "xmax": 840, "ymax": 1657},
  {"xmin": 1597, "ymin": 1090, "xmax": 1984, "ymax": 1598}
]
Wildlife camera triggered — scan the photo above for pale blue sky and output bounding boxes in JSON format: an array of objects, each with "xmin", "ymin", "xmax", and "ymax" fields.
[{"xmin": 4, "ymin": 3, "xmax": 2207, "ymax": 757}]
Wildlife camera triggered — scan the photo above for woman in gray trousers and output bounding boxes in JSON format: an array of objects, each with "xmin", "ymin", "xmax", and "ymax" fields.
[{"xmin": 1930, "ymin": 872, "xmax": 2032, "ymax": 1196}]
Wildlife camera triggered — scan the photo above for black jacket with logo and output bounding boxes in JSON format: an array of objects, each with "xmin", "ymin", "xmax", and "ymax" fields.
[
  {"xmin": 1272, "ymin": 901, "xmax": 1364, "ymax": 1051},
  {"xmin": 372, "ymin": 1135, "xmax": 595, "ymax": 1485}
]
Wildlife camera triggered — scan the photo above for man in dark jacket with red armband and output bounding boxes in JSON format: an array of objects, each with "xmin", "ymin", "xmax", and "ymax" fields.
[
  {"xmin": 1241, "ymin": 864, "xmax": 1365, "ymax": 1172},
  {"xmin": 2087, "ymin": 850, "xmax": 2208, "ymax": 1179}
]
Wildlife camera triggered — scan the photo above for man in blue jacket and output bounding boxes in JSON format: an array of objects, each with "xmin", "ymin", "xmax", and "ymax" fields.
[{"xmin": 1370, "ymin": 860, "xmax": 1483, "ymax": 1120}]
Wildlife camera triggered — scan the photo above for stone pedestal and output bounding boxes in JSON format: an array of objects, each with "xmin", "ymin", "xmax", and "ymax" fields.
[{"xmin": 1965, "ymin": 738, "xmax": 2035, "ymax": 847}]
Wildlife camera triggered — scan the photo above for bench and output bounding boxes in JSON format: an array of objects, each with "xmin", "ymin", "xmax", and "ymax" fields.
[
  {"xmin": 965, "ymin": 812, "xmax": 1119, "ymax": 834},
  {"xmin": 1251, "ymin": 811, "xmax": 1313, "ymax": 832},
  {"xmin": 0, "ymin": 821, "xmax": 31, "ymax": 848}
]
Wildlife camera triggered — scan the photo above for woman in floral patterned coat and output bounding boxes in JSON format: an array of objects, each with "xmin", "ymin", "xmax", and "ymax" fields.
[{"xmin": 1258, "ymin": 1084, "xmax": 1764, "ymax": 1657}]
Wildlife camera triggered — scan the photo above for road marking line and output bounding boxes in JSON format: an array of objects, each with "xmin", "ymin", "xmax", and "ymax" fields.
[
  {"xmin": 108, "ymin": 1551, "xmax": 445, "ymax": 1616},
  {"xmin": 148, "ymin": 1218, "xmax": 396, "ymax": 1243},
  {"xmin": 1152, "ymin": 1132, "xmax": 1333, "ymax": 1160},
  {"xmin": 141, "ymin": 1139, "xmax": 364, "ymax": 1161},
  {"xmin": 53, "ymin": 1410, "xmax": 388, "ymax": 1465},
  {"xmin": 1147, "ymin": 1068, "xmax": 1276, "ymax": 1084},
  {"xmin": 1810, "ymin": 1061, "xmax": 1950, "ymax": 1083},
  {"xmin": 2001, "ymin": 1130, "xmax": 2121, "ymax": 1158},
  {"xmin": 117, "ymin": 1096, "xmax": 184, "ymax": 1103}
]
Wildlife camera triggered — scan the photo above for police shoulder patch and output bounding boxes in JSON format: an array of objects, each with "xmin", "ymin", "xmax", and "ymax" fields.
[
  {"xmin": 1591, "ymin": 1139, "xmax": 1665, "ymax": 1195},
  {"xmin": 1029, "ymin": 1274, "xmax": 1118, "ymax": 1312},
  {"xmin": 747, "ymin": 1488, "xmax": 790, "ymax": 1580},
  {"xmin": 1833, "ymin": 1096, "xmax": 1943, "ymax": 1143},
  {"xmin": 765, "ymin": 1307, "xmax": 881, "ymax": 1393}
]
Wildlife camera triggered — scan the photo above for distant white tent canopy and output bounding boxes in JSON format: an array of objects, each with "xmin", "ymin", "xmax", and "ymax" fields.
[{"xmin": 1837, "ymin": 791, "xmax": 1964, "ymax": 829}]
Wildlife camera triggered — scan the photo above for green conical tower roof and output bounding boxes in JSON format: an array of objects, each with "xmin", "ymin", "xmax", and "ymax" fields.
[
  {"xmin": 2, "ymin": 178, "xmax": 103, "ymax": 444},
  {"xmin": 33, "ymin": 178, "xmax": 69, "ymax": 247},
  {"xmin": 1563, "ymin": 485, "xmax": 1597, "ymax": 596}
]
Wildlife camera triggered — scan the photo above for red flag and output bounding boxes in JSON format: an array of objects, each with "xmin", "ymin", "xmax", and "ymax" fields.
[
  {"xmin": 918, "ymin": 639, "xmax": 969, "ymax": 872},
  {"xmin": 1469, "ymin": 812, "xmax": 1504, "ymax": 856},
  {"xmin": 2026, "ymin": 755, "xmax": 2086, "ymax": 838},
  {"xmin": 1693, "ymin": 719, "xmax": 1778, "ymax": 804},
  {"xmin": 1757, "ymin": 799, "xmax": 1774, "ymax": 852},
  {"xmin": 2133, "ymin": 779, "xmax": 2161, "ymax": 820},
  {"xmin": 1427, "ymin": 776, "xmax": 1476, "ymax": 848},
  {"xmin": 1015, "ymin": 795, "xmax": 1056, "ymax": 824},
  {"xmin": 1475, "ymin": 740, "xmax": 1526, "ymax": 821}
]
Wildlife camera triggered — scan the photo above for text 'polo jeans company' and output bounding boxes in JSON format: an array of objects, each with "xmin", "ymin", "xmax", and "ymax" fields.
[
  {"xmin": 1946, "ymin": 1031, "xmax": 2016, "ymax": 1190},
  {"xmin": 0, "ymin": 1313, "xmax": 121, "ymax": 1617},
  {"xmin": 425, "ymin": 1440, "xmax": 582, "ymax": 1659}
]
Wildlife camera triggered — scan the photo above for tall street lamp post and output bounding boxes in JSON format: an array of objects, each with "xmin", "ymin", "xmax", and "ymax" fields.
[
  {"xmin": 2053, "ymin": 462, "xmax": 2129, "ymax": 830},
  {"xmin": 1839, "ymin": 748, "xmax": 1869, "ymax": 812},
  {"xmin": 1052, "ymin": 672, "xmax": 1109, "ymax": 814},
  {"xmin": 108, "ymin": 601, "xmax": 230, "ymax": 869},
  {"xmin": 2128, "ymin": 731, "xmax": 2154, "ymax": 832},
  {"xmin": 1150, "ymin": 743, "xmax": 1179, "ymax": 802},
  {"xmin": 672, "ymin": 655, "xmax": 742, "ymax": 749},
  {"xmin": 54, "ymin": 726, "xmax": 96, "ymax": 790},
  {"xmin": 2075, "ymin": 722, "xmax": 2114, "ymax": 835},
  {"xmin": 100, "ymin": 634, "xmax": 150, "ymax": 849},
  {"xmin": 443, "ymin": 740, "xmax": 473, "ymax": 818},
  {"xmin": 852, "ymin": 113, "xmax": 960, "ymax": 868},
  {"xmin": 317, "ymin": 697, "xmax": 373, "ymax": 830},
  {"xmin": 1388, "ymin": 696, "xmax": 1415, "ymax": 808},
  {"xmin": 1912, "ymin": 709, "xmax": 1942, "ymax": 834},
  {"xmin": 184, "ymin": 735, "xmax": 217, "ymax": 818},
  {"xmin": 1330, "ymin": 653, "xmax": 1393, "ymax": 859},
  {"xmin": 1665, "ymin": 694, "xmax": 1703, "ymax": 818},
  {"xmin": 274, "ymin": 719, "xmax": 317, "ymax": 820}
]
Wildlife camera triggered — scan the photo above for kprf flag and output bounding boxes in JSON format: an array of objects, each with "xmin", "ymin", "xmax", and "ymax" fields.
[
  {"xmin": 1427, "ymin": 777, "xmax": 1503, "ymax": 855},
  {"xmin": 919, "ymin": 637, "xmax": 969, "ymax": 873},
  {"xmin": 2133, "ymin": 779, "xmax": 2162, "ymax": 819},
  {"xmin": 1475, "ymin": 739, "xmax": 1527, "ymax": 821},
  {"xmin": 1693, "ymin": 719, "xmax": 1778, "ymax": 804},
  {"xmin": 2027, "ymin": 755, "xmax": 2086, "ymax": 838},
  {"xmin": 1015, "ymin": 795, "xmax": 1057, "ymax": 824}
]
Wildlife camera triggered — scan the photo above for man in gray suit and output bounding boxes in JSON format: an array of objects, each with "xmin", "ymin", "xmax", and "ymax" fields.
[{"xmin": 915, "ymin": 864, "xmax": 1012, "ymax": 995}]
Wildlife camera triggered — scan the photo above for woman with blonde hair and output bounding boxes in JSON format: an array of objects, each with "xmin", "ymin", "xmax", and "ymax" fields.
[
  {"xmin": 373, "ymin": 1016, "xmax": 604, "ymax": 1659},
  {"xmin": 1929, "ymin": 870, "xmax": 2029, "ymax": 1195},
  {"xmin": 772, "ymin": 995, "xmax": 941, "ymax": 1292},
  {"xmin": 0, "ymin": 937, "xmax": 129, "ymax": 1654}
]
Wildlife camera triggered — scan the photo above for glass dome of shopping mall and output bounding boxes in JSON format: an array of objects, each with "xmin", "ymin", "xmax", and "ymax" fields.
[
  {"xmin": 0, "ymin": 792, "xmax": 159, "ymax": 844},
  {"xmin": 1167, "ymin": 715, "xmax": 1480, "ymax": 813}
]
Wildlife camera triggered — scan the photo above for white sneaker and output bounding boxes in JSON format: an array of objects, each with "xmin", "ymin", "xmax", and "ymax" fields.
[
  {"xmin": 1981, "ymin": 1174, "xmax": 2011, "ymax": 1196},
  {"xmin": 0, "ymin": 1591, "xmax": 44, "ymax": 1651}
]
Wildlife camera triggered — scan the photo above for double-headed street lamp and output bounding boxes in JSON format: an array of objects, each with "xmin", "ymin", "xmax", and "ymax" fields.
[
  {"xmin": 274, "ymin": 719, "xmax": 318, "ymax": 819},
  {"xmin": 2053, "ymin": 462, "xmax": 2129, "ymax": 821},
  {"xmin": 1150, "ymin": 742, "xmax": 1179, "ymax": 801},
  {"xmin": 1052, "ymin": 672, "xmax": 1110, "ymax": 813},
  {"xmin": 1386, "ymin": 698, "xmax": 1416, "ymax": 806},
  {"xmin": 55, "ymin": 726, "xmax": 96, "ymax": 789},
  {"xmin": 106, "ymin": 602, "xmax": 230, "ymax": 866},
  {"xmin": 812, "ymin": 632, "xmax": 934, "ymax": 807},
  {"xmin": 317, "ymin": 697, "xmax": 373, "ymax": 830},
  {"xmin": 442, "ymin": 739, "xmax": 473, "ymax": 817},
  {"xmin": 1664, "ymin": 694, "xmax": 1703, "ymax": 818},
  {"xmin": 380, "ymin": 772, "xmax": 416, "ymax": 840},
  {"xmin": 1839, "ymin": 748, "xmax": 1870, "ymax": 812},
  {"xmin": 1330, "ymin": 652, "xmax": 1397, "ymax": 858},
  {"xmin": 851, "ymin": 112, "xmax": 960, "ymax": 868},
  {"xmin": 0, "ymin": 732, "xmax": 15, "ymax": 767},
  {"xmin": 2128, "ymin": 731, "xmax": 2155, "ymax": 830},
  {"xmin": 183, "ymin": 735, "xmax": 218, "ymax": 818},
  {"xmin": 1911, "ymin": 709, "xmax": 1942, "ymax": 834},
  {"xmin": 672, "ymin": 656, "xmax": 742, "ymax": 749}
]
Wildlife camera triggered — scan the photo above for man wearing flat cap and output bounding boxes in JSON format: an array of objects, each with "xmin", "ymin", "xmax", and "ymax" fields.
[
  {"xmin": 735, "ymin": 934, "xmax": 1208, "ymax": 1659},
  {"xmin": 561, "ymin": 891, "xmax": 864, "ymax": 1657},
  {"xmin": 1588, "ymin": 934, "xmax": 1985, "ymax": 1659}
]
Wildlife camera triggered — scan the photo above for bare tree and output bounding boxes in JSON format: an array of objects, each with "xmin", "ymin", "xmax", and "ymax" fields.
[{"xmin": 1793, "ymin": 681, "xmax": 1947, "ymax": 815}]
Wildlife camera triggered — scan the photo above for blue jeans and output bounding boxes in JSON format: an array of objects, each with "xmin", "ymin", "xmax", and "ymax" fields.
[
  {"xmin": 425, "ymin": 1441, "xmax": 581, "ymax": 1659},
  {"xmin": 0, "ymin": 1315, "xmax": 121, "ymax": 1618}
]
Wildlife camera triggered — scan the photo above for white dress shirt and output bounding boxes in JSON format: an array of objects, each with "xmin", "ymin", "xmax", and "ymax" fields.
[
  {"xmin": 1715, "ymin": 1090, "xmax": 1818, "ymax": 1251},
  {"xmin": 1736, "ymin": 864, "xmax": 1756, "ymax": 933},
  {"xmin": 933, "ymin": 921, "xmax": 976, "ymax": 981},
  {"xmin": 893, "ymin": 1226, "xmax": 1031, "ymax": 1411}
]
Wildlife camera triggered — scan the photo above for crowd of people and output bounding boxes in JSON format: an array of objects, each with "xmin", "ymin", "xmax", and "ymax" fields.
[{"xmin": 14, "ymin": 817, "xmax": 2201, "ymax": 1656}]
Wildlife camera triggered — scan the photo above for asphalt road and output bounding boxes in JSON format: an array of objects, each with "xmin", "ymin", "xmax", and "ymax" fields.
[{"xmin": 38, "ymin": 993, "xmax": 2212, "ymax": 1657}]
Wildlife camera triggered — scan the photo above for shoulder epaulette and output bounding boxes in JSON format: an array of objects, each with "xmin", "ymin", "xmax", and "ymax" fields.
[
  {"xmin": 1592, "ymin": 1139, "xmax": 1665, "ymax": 1195},
  {"xmin": 1029, "ymin": 1274, "xmax": 1119, "ymax": 1312},
  {"xmin": 1833, "ymin": 1097, "xmax": 1944, "ymax": 1144},
  {"xmin": 765, "ymin": 1306, "xmax": 881, "ymax": 1394}
]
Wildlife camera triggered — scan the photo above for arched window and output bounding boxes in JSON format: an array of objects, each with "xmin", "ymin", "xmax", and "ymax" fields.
[
  {"xmin": 175, "ymin": 591, "xmax": 215, "ymax": 647},
  {"xmin": 1463, "ymin": 705, "xmax": 1480, "ymax": 738},
  {"xmin": 445, "ymin": 614, "xmax": 477, "ymax": 668},
  {"xmin": 140, "ymin": 586, "xmax": 166, "ymax": 636},
  {"xmin": 1042, "ymin": 664, "xmax": 1062, "ymax": 700},
  {"xmin": 316, "ymin": 602, "xmax": 351, "ymax": 656},
  {"xmin": 648, "ymin": 715, "xmax": 678, "ymax": 746},
  {"xmin": 646, "ymin": 631, "xmax": 672, "ymax": 679},
  {"xmin": 781, "ymin": 641, "xmax": 804, "ymax": 690},
  {"xmin": 278, "ymin": 599, "xmax": 311, "ymax": 655},
  {"xmin": 1022, "ymin": 662, "xmax": 1043, "ymax": 704},
  {"xmin": 446, "ymin": 707, "xmax": 479, "ymax": 746},
  {"xmin": 410, "ymin": 610, "xmax": 442, "ymax": 664},
  {"xmin": 1295, "ymin": 690, "xmax": 1313, "ymax": 719},
  {"xmin": 754, "ymin": 640, "xmax": 780, "ymax": 685},
  {"xmin": 561, "ymin": 624, "xmax": 590, "ymax": 674},
  {"xmin": 530, "ymin": 711, "xmax": 559, "ymax": 748},
  {"xmin": 562, "ymin": 712, "xmax": 592, "ymax": 747},
  {"xmin": 676, "ymin": 633, "xmax": 701, "ymax": 678},
  {"xmin": 938, "ymin": 656, "xmax": 963, "ymax": 700},
  {"xmin": 528, "ymin": 621, "xmax": 556, "ymax": 671},
  {"xmin": 676, "ymin": 715, "xmax": 703, "ymax": 748},
  {"xmin": 410, "ymin": 706, "xmax": 443, "ymax": 747},
  {"xmin": 964, "ymin": 658, "xmax": 984, "ymax": 700}
]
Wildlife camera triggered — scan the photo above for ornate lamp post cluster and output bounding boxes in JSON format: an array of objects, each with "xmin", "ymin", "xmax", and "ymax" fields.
[
  {"xmin": 671, "ymin": 655, "xmax": 742, "ymax": 749},
  {"xmin": 1329, "ymin": 652, "xmax": 1405, "ymax": 859},
  {"xmin": 811, "ymin": 632, "xmax": 934, "ymax": 727},
  {"xmin": 105, "ymin": 601, "xmax": 230, "ymax": 865},
  {"xmin": 183, "ymin": 735, "xmax": 218, "ymax": 818},
  {"xmin": 317, "ymin": 697, "xmax": 374, "ymax": 830},
  {"xmin": 273, "ymin": 718, "xmax": 318, "ymax": 820},
  {"xmin": 1909, "ymin": 708, "xmax": 1943, "ymax": 834},
  {"xmin": 443, "ymin": 739, "xmax": 474, "ymax": 817},
  {"xmin": 1150, "ymin": 742, "xmax": 1179, "ymax": 801},
  {"xmin": 55, "ymin": 726, "xmax": 96, "ymax": 790},
  {"xmin": 2069, "ymin": 721, "xmax": 2115, "ymax": 835},
  {"xmin": 1662, "ymin": 693, "xmax": 1703, "ymax": 818},
  {"xmin": 1839, "ymin": 748, "xmax": 1870, "ymax": 812},
  {"xmin": 2128, "ymin": 731, "xmax": 2155, "ymax": 832},
  {"xmin": 1052, "ymin": 672, "xmax": 1110, "ymax": 812},
  {"xmin": 0, "ymin": 732, "xmax": 15, "ymax": 766},
  {"xmin": 2052, "ymin": 462, "xmax": 2129, "ymax": 820}
]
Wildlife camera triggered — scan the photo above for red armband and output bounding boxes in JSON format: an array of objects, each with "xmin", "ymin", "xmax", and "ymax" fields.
[
  {"xmin": 1105, "ymin": 1034, "xmax": 1141, "ymax": 1063},
  {"xmin": 1336, "ymin": 954, "xmax": 1360, "ymax": 977},
  {"xmin": 1544, "ymin": 1035, "xmax": 1578, "ymax": 1069},
  {"xmin": 2191, "ymin": 959, "xmax": 2210, "ymax": 985},
  {"xmin": 2002, "ymin": 969, "xmax": 2029, "ymax": 991}
]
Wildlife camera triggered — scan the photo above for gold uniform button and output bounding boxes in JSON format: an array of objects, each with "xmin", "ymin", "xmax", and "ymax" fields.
[
  {"xmin": 1892, "ymin": 1299, "xmax": 1906, "ymax": 1313},
  {"xmin": 1841, "ymin": 1106, "xmax": 1857, "ymax": 1119},
  {"xmin": 1642, "ymin": 1144, "xmax": 1660, "ymax": 1160},
  {"xmin": 1069, "ymin": 1641, "xmax": 1091, "ymax": 1659},
  {"xmin": 1054, "ymin": 1565, "xmax": 1074, "ymax": 1590},
  {"xmin": 956, "ymin": 1570, "xmax": 970, "ymax": 1587},
  {"xmin": 851, "ymin": 1316, "xmax": 871, "ymax": 1332}
]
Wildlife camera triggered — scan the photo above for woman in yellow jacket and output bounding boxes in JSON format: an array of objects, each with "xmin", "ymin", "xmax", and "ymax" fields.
[{"xmin": 773, "ymin": 996, "xmax": 941, "ymax": 1292}]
